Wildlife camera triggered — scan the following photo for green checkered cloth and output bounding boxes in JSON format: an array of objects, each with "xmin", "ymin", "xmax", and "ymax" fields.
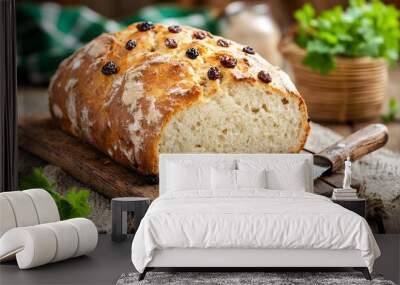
[{"xmin": 17, "ymin": 3, "xmax": 218, "ymax": 85}]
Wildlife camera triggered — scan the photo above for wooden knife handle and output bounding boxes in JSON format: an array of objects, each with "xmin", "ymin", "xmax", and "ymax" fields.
[{"xmin": 315, "ymin": 124, "xmax": 388, "ymax": 173}]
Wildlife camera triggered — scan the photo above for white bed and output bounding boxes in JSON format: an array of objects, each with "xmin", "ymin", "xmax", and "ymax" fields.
[{"xmin": 131, "ymin": 154, "xmax": 380, "ymax": 280}]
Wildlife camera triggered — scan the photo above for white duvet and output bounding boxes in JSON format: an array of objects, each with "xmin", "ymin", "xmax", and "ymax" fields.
[{"xmin": 131, "ymin": 190, "xmax": 380, "ymax": 273}]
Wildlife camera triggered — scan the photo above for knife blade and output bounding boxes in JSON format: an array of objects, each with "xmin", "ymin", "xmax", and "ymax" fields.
[{"xmin": 312, "ymin": 124, "xmax": 388, "ymax": 180}]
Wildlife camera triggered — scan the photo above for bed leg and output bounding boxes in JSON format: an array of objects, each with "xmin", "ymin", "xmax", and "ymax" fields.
[
  {"xmin": 362, "ymin": 268, "xmax": 372, "ymax": 281},
  {"xmin": 354, "ymin": 267, "xmax": 371, "ymax": 280},
  {"xmin": 138, "ymin": 268, "xmax": 148, "ymax": 281}
]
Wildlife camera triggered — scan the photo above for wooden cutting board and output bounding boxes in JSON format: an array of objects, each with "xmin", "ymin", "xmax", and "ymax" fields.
[{"xmin": 18, "ymin": 118, "xmax": 359, "ymax": 200}]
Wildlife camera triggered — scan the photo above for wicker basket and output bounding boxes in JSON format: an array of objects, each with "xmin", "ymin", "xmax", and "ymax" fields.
[{"xmin": 280, "ymin": 38, "xmax": 388, "ymax": 122}]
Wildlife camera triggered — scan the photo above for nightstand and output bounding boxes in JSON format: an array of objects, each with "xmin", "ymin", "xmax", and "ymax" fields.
[
  {"xmin": 111, "ymin": 197, "xmax": 150, "ymax": 242},
  {"xmin": 332, "ymin": 198, "xmax": 366, "ymax": 218}
]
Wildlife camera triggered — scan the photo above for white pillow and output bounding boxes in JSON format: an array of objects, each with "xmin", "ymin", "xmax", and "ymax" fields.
[
  {"xmin": 236, "ymin": 169, "xmax": 267, "ymax": 189},
  {"xmin": 237, "ymin": 158, "xmax": 310, "ymax": 192},
  {"xmin": 212, "ymin": 168, "xmax": 237, "ymax": 190},
  {"xmin": 266, "ymin": 162, "xmax": 307, "ymax": 191},
  {"xmin": 167, "ymin": 163, "xmax": 212, "ymax": 191}
]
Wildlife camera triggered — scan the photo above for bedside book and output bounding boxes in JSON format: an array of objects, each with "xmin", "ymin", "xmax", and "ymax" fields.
[
  {"xmin": 332, "ymin": 188, "xmax": 358, "ymax": 200},
  {"xmin": 333, "ymin": 188, "xmax": 357, "ymax": 193}
]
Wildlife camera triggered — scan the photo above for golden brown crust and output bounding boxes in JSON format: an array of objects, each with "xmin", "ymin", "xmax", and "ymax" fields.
[{"xmin": 49, "ymin": 23, "xmax": 309, "ymax": 175}]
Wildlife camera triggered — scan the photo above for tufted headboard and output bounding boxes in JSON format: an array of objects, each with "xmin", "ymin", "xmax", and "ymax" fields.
[{"xmin": 159, "ymin": 154, "xmax": 314, "ymax": 195}]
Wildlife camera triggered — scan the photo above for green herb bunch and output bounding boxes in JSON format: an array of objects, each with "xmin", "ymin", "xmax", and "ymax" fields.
[
  {"xmin": 381, "ymin": 97, "xmax": 399, "ymax": 123},
  {"xmin": 295, "ymin": 0, "xmax": 400, "ymax": 74},
  {"xmin": 20, "ymin": 168, "xmax": 91, "ymax": 220}
]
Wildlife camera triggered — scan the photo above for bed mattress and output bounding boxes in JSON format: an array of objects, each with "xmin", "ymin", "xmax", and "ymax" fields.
[{"xmin": 131, "ymin": 190, "xmax": 380, "ymax": 272}]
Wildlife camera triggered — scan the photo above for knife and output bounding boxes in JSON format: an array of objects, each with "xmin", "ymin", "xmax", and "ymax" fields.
[{"xmin": 312, "ymin": 124, "xmax": 388, "ymax": 180}]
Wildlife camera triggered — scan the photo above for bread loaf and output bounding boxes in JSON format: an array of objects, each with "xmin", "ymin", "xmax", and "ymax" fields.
[{"xmin": 48, "ymin": 22, "xmax": 310, "ymax": 175}]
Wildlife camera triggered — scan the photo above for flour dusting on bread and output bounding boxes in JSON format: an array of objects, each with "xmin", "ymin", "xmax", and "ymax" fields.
[
  {"xmin": 146, "ymin": 96, "xmax": 162, "ymax": 125},
  {"xmin": 167, "ymin": 86, "xmax": 190, "ymax": 96},
  {"xmin": 64, "ymin": 78, "xmax": 78, "ymax": 92},
  {"xmin": 122, "ymin": 76, "xmax": 144, "ymax": 110},
  {"xmin": 48, "ymin": 22, "xmax": 310, "ymax": 175},
  {"xmin": 66, "ymin": 93, "xmax": 77, "ymax": 132},
  {"xmin": 80, "ymin": 107, "xmax": 94, "ymax": 141}
]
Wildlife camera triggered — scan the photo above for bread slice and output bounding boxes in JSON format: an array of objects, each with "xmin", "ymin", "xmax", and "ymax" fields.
[{"xmin": 48, "ymin": 23, "xmax": 309, "ymax": 175}]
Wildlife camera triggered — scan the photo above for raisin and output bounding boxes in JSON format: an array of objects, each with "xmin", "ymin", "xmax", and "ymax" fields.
[
  {"xmin": 136, "ymin": 21, "xmax": 154, "ymax": 32},
  {"xmin": 102, "ymin": 61, "xmax": 119, "ymax": 75},
  {"xmin": 281, "ymin": 98, "xmax": 289, "ymax": 105},
  {"xmin": 217, "ymin": 39, "xmax": 229, "ymax": 47},
  {"xmin": 219, "ymin": 55, "xmax": 237, "ymax": 68},
  {"xmin": 258, "ymin": 71, "xmax": 272, "ymax": 83},
  {"xmin": 165, "ymin": 38, "xmax": 177, "ymax": 48},
  {"xmin": 243, "ymin": 46, "xmax": 255, "ymax": 54},
  {"xmin": 168, "ymin": 25, "xmax": 181, "ymax": 33},
  {"xmin": 207, "ymin": 67, "xmax": 222, "ymax": 80},
  {"xmin": 186, "ymin": 48, "xmax": 199, "ymax": 59},
  {"xmin": 193, "ymin": 31, "xmax": 207, "ymax": 40},
  {"xmin": 125, "ymin": 39, "xmax": 137, "ymax": 50}
]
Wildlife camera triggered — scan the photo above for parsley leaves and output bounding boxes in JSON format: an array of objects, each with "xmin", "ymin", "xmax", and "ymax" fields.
[
  {"xmin": 295, "ymin": 0, "xmax": 400, "ymax": 74},
  {"xmin": 20, "ymin": 167, "xmax": 91, "ymax": 220},
  {"xmin": 381, "ymin": 97, "xmax": 399, "ymax": 123}
]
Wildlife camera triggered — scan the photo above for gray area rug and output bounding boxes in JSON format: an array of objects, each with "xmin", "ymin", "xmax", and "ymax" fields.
[
  {"xmin": 116, "ymin": 272, "xmax": 395, "ymax": 285},
  {"xmin": 18, "ymin": 122, "xmax": 400, "ymax": 233}
]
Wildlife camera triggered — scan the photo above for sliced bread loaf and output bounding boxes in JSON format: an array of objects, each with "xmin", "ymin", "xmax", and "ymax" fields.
[{"xmin": 48, "ymin": 22, "xmax": 310, "ymax": 175}]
